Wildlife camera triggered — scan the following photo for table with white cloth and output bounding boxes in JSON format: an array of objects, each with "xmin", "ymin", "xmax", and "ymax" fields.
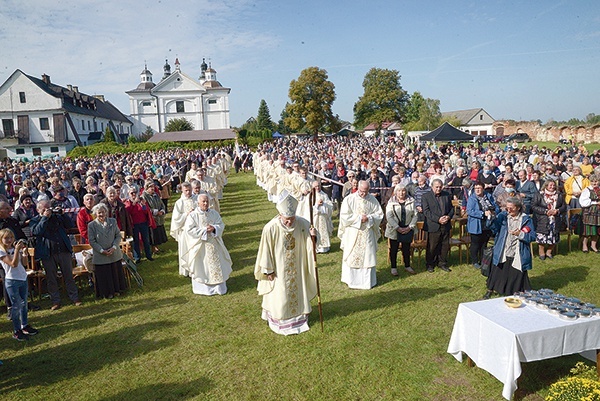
[{"xmin": 447, "ymin": 297, "xmax": 600, "ymax": 400}]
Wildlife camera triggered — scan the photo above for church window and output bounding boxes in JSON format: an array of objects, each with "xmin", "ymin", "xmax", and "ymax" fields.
[
  {"xmin": 208, "ymin": 99, "xmax": 217, "ymax": 104},
  {"xmin": 176, "ymin": 101, "xmax": 185, "ymax": 113},
  {"xmin": 142, "ymin": 101, "xmax": 151, "ymax": 107},
  {"xmin": 16, "ymin": 148, "xmax": 25, "ymax": 155},
  {"xmin": 81, "ymin": 120, "xmax": 85, "ymax": 130},
  {"xmin": 50, "ymin": 146, "xmax": 59, "ymax": 153},
  {"xmin": 19, "ymin": 92, "xmax": 26, "ymax": 103},
  {"xmin": 32, "ymin": 148, "xmax": 42, "ymax": 156},
  {"xmin": 39, "ymin": 117, "xmax": 50, "ymax": 130},
  {"xmin": 88, "ymin": 121, "xmax": 91, "ymax": 130}
]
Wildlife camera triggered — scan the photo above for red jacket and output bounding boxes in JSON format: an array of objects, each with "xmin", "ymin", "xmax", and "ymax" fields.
[{"xmin": 77, "ymin": 208, "xmax": 94, "ymax": 243}]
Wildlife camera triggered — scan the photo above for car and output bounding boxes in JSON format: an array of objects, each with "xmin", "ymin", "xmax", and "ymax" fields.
[
  {"xmin": 503, "ymin": 133, "xmax": 532, "ymax": 143},
  {"xmin": 472, "ymin": 134, "xmax": 494, "ymax": 143},
  {"xmin": 490, "ymin": 135, "xmax": 506, "ymax": 143}
]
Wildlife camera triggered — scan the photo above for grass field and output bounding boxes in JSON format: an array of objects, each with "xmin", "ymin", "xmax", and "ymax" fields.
[{"xmin": 1, "ymin": 172, "xmax": 599, "ymax": 401}]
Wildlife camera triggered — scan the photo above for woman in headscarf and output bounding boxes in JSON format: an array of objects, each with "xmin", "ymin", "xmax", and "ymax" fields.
[
  {"xmin": 141, "ymin": 180, "xmax": 168, "ymax": 254},
  {"xmin": 579, "ymin": 174, "xmax": 600, "ymax": 253},
  {"xmin": 530, "ymin": 179, "xmax": 566, "ymax": 260},
  {"xmin": 483, "ymin": 197, "xmax": 535, "ymax": 299}
]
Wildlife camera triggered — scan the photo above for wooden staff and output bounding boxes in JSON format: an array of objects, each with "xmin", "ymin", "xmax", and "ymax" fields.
[{"xmin": 309, "ymin": 187, "xmax": 324, "ymax": 332}]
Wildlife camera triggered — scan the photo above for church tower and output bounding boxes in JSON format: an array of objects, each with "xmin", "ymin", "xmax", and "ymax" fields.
[
  {"xmin": 162, "ymin": 59, "xmax": 171, "ymax": 80},
  {"xmin": 199, "ymin": 58, "xmax": 208, "ymax": 83},
  {"xmin": 140, "ymin": 63, "xmax": 153, "ymax": 85}
]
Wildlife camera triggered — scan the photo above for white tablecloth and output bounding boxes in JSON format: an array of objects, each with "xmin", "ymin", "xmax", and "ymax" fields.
[{"xmin": 447, "ymin": 297, "xmax": 600, "ymax": 400}]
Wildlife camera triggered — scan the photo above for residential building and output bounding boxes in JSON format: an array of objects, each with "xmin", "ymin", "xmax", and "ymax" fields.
[
  {"xmin": 0, "ymin": 69, "xmax": 132, "ymax": 160},
  {"xmin": 441, "ymin": 108, "xmax": 495, "ymax": 136}
]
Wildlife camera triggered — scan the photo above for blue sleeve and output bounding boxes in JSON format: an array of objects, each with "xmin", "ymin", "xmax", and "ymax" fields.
[{"xmin": 467, "ymin": 195, "xmax": 483, "ymax": 219}]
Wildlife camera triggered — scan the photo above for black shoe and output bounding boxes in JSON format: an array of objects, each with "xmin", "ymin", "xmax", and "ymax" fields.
[
  {"xmin": 439, "ymin": 266, "xmax": 451, "ymax": 272},
  {"xmin": 582, "ymin": 249, "xmax": 589, "ymax": 253},
  {"xmin": 28, "ymin": 303, "xmax": 41, "ymax": 311},
  {"xmin": 427, "ymin": 267, "xmax": 434, "ymax": 273},
  {"xmin": 539, "ymin": 255, "xmax": 546, "ymax": 261},
  {"xmin": 134, "ymin": 259, "xmax": 141, "ymax": 264},
  {"xmin": 13, "ymin": 330, "xmax": 29, "ymax": 341},
  {"xmin": 147, "ymin": 257, "xmax": 155, "ymax": 261},
  {"xmin": 482, "ymin": 290, "xmax": 493, "ymax": 300},
  {"xmin": 21, "ymin": 325, "xmax": 39, "ymax": 336},
  {"xmin": 546, "ymin": 254, "xmax": 554, "ymax": 259}
]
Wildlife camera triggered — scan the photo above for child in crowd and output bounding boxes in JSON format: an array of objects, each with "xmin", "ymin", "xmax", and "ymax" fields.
[{"xmin": 0, "ymin": 228, "xmax": 38, "ymax": 341}]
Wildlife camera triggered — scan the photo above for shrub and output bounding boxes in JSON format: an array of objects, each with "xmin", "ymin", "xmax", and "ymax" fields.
[{"xmin": 546, "ymin": 377, "xmax": 600, "ymax": 401}]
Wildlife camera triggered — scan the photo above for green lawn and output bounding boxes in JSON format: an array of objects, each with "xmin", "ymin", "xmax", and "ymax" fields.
[{"xmin": 1, "ymin": 172, "xmax": 599, "ymax": 400}]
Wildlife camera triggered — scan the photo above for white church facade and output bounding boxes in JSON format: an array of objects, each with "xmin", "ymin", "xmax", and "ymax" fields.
[{"xmin": 127, "ymin": 58, "xmax": 231, "ymax": 135}]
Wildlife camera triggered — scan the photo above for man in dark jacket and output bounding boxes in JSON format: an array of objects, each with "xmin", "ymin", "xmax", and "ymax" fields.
[
  {"xmin": 30, "ymin": 200, "xmax": 81, "ymax": 310},
  {"xmin": 421, "ymin": 179, "xmax": 454, "ymax": 273}
]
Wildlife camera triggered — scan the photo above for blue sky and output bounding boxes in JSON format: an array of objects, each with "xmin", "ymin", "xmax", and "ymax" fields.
[{"xmin": 1, "ymin": 0, "xmax": 599, "ymax": 127}]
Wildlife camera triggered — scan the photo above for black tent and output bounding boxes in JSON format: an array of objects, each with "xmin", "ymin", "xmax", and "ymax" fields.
[{"xmin": 419, "ymin": 122, "xmax": 473, "ymax": 142}]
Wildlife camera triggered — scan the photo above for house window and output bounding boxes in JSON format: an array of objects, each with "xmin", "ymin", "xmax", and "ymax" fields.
[
  {"xmin": 101, "ymin": 122, "xmax": 104, "ymax": 130},
  {"xmin": 81, "ymin": 120, "xmax": 85, "ymax": 130},
  {"xmin": 208, "ymin": 99, "xmax": 217, "ymax": 104},
  {"xmin": 88, "ymin": 121, "xmax": 91, "ymax": 130},
  {"xmin": 32, "ymin": 148, "xmax": 42, "ymax": 156},
  {"xmin": 19, "ymin": 92, "xmax": 26, "ymax": 103},
  {"xmin": 16, "ymin": 148, "xmax": 25, "ymax": 155},
  {"xmin": 480, "ymin": 115, "xmax": 483, "ymax": 120},
  {"xmin": 40, "ymin": 117, "xmax": 50, "ymax": 130},
  {"xmin": 2, "ymin": 119, "xmax": 15, "ymax": 136},
  {"xmin": 142, "ymin": 101, "xmax": 151, "ymax": 107},
  {"xmin": 50, "ymin": 146, "xmax": 59, "ymax": 153},
  {"xmin": 176, "ymin": 101, "xmax": 185, "ymax": 113}
]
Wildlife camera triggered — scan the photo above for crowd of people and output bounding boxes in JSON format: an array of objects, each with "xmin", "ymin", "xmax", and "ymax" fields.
[
  {"xmin": 252, "ymin": 135, "xmax": 600, "ymax": 310},
  {"xmin": 0, "ymin": 146, "xmax": 236, "ymax": 342},
  {"xmin": 2, "ymin": 134, "xmax": 600, "ymax": 340}
]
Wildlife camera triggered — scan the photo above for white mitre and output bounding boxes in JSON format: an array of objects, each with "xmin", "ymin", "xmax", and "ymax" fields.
[{"xmin": 276, "ymin": 190, "xmax": 298, "ymax": 217}]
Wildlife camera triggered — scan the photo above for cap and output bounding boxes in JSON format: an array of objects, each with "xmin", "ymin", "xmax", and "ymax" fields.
[{"xmin": 276, "ymin": 190, "xmax": 298, "ymax": 217}]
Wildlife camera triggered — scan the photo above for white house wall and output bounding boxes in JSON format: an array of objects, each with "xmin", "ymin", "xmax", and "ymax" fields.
[{"xmin": 0, "ymin": 72, "xmax": 61, "ymax": 113}]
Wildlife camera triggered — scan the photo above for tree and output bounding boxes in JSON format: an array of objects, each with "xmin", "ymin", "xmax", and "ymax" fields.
[
  {"xmin": 164, "ymin": 118, "xmax": 194, "ymax": 132},
  {"xmin": 256, "ymin": 100, "xmax": 274, "ymax": 131},
  {"xmin": 277, "ymin": 104, "xmax": 293, "ymax": 135},
  {"xmin": 103, "ymin": 126, "xmax": 115, "ymax": 142},
  {"xmin": 403, "ymin": 94, "xmax": 445, "ymax": 132},
  {"xmin": 284, "ymin": 66, "xmax": 337, "ymax": 138},
  {"xmin": 353, "ymin": 68, "xmax": 409, "ymax": 131},
  {"xmin": 405, "ymin": 92, "xmax": 426, "ymax": 124}
]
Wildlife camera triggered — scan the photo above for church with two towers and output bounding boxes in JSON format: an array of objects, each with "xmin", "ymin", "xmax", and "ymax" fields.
[{"xmin": 127, "ymin": 58, "xmax": 230, "ymax": 135}]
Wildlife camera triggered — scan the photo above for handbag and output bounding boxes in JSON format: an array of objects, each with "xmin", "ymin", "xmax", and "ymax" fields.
[{"xmin": 480, "ymin": 247, "xmax": 493, "ymax": 277}]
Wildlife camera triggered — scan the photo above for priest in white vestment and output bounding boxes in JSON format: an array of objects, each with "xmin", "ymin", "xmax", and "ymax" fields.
[
  {"xmin": 338, "ymin": 180, "xmax": 383, "ymax": 289},
  {"xmin": 180, "ymin": 194, "xmax": 232, "ymax": 296},
  {"xmin": 311, "ymin": 180, "xmax": 334, "ymax": 253},
  {"xmin": 169, "ymin": 182, "xmax": 196, "ymax": 276},
  {"xmin": 255, "ymin": 191, "xmax": 318, "ymax": 335}
]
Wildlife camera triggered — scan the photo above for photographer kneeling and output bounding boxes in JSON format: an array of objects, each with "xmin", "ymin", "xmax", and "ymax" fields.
[{"xmin": 30, "ymin": 200, "xmax": 81, "ymax": 310}]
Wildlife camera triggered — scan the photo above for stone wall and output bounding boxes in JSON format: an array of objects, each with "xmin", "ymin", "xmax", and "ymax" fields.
[{"xmin": 492, "ymin": 121, "xmax": 600, "ymax": 143}]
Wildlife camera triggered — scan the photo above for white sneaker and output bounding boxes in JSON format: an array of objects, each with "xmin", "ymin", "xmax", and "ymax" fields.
[
  {"xmin": 391, "ymin": 268, "xmax": 399, "ymax": 276},
  {"xmin": 405, "ymin": 266, "xmax": 416, "ymax": 274}
]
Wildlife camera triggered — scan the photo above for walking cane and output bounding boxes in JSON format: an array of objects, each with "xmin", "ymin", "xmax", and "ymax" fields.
[{"xmin": 309, "ymin": 187, "xmax": 324, "ymax": 332}]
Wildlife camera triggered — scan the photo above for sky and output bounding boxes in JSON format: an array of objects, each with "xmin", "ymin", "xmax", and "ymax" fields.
[{"xmin": 1, "ymin": 0, "xmax": 599, "ymax": 128}]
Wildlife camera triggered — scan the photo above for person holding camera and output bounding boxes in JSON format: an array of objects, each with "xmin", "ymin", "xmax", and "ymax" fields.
[
  {"xmin": 0, "ymin": 229, "xmax": 39, "ymax": 341},
  {"xmin": 30, "ymin": 200, "xmax": 81, "ymax": 310},
  {"xmin": 467, "ymin": 181, "xmax": 500, "ymax": 269}
]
